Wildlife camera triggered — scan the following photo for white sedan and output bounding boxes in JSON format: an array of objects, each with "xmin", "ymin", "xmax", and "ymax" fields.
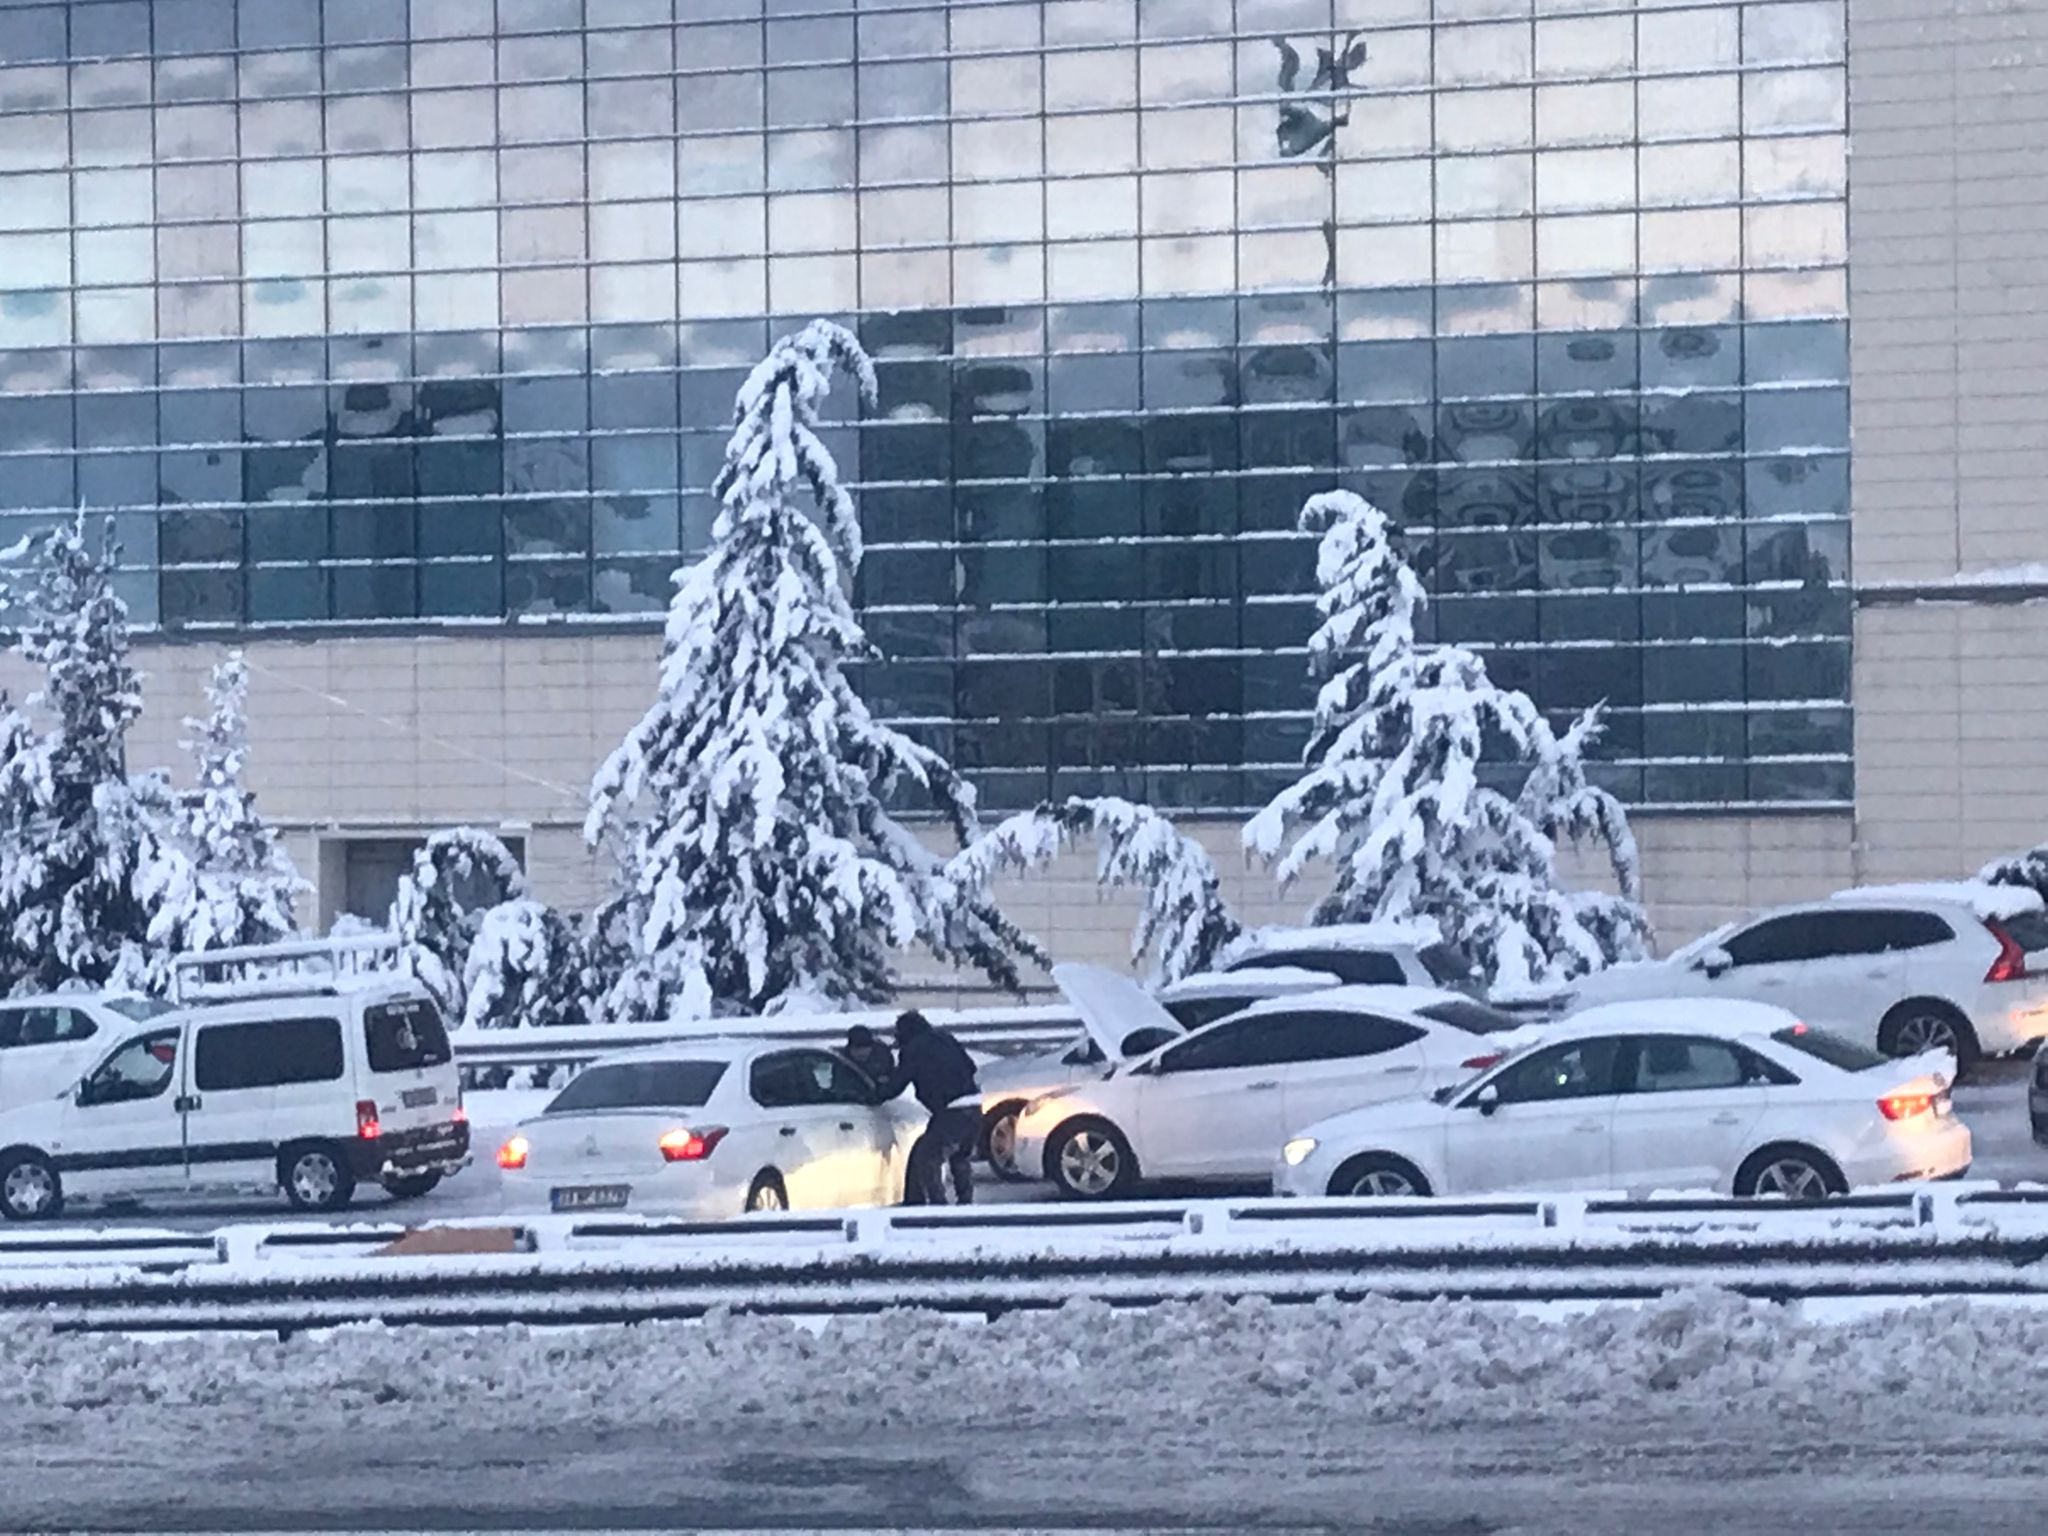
[
  {"xmin": 1274, "ymin": 999, "xmax": 1972, "ymax": 1201},
  {"xmin": 496, "ymin": 1040, "xmax": 923, "ymax": 1217},
  {"xmin": 1011, "ymin": 964, "xmax": 1519, "ymax": 1199}
]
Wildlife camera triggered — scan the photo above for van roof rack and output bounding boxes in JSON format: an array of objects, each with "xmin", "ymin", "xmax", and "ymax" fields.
[{"xmin": 170, "ymin": 933, "xmax": 409, "ymax": 1005}]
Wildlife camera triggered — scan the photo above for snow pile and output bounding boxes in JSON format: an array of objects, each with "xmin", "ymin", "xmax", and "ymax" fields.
[{"xmin": 7, "ymin": 1290, "xmax": 2048, "ymax": 1435}]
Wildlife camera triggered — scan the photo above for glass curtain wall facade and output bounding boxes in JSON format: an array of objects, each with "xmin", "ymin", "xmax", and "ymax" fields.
[{"xmin": 0, "ymin": 0, "xmax": 1851, "ymax": 812}]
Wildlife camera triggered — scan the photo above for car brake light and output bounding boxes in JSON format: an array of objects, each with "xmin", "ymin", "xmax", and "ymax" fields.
[
  {"xmin": 659, "ymin": 1126, "xmax": 728, "ymax": 1163},
  {"xmin": 496, "ymin": 1135, "xmax": 530, "ymax": 1170},
  {"xmin": 1461, "ymin": 1053, "xmax": 1503, "ymax": 1070},
  {"xmin": 355, "ymin": 1099, "xmax": 381, "ymax": 1140},
  {"xmin": 1879, "ymin": 1091, "xmax": 1936, "ymax": 1121},
  {"xmin": 1985, "ymin": 921, "xmax": 2029, "ymax": 983},
  {"xmin": 450, "ymin": 1105, "xmax": 468, "ymax": 1126}
]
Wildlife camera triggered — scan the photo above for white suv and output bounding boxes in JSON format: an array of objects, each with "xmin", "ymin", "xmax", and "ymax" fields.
[{"xmin": 1567, "ymin": 882, "xmax": 2048, "ymax": 1070}]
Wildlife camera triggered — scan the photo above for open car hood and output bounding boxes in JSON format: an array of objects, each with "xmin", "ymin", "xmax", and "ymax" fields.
[{"xmin": 1051, "ymin": 962, "xmax": 1186, "ymax": 1062}]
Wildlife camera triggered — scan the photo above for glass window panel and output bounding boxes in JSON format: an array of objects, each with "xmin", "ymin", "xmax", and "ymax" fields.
[
  {"xmin": 1439, "ymin": 155, "xmax": 1534, "ymax": 218},
  {"xmin": 242, "ymin": 219, "xmax": 322, "ymax": 279},
  {"xmin": 1047, "ymin": 47, "xmax": 1137, "ymax": 111},
  {"xmin": 1048, "ymin": 177, "xmax": 1139, "ymax": 239},
  {"xmin": 240, "ymin": 100, "xmax": 323, "ymax": 160},
  {"xmin": 1537, "ymin": 276, "xmax": 1634, "ymax": 330},
  {"xmin": 1745, "ymin": 1, "xmax": 1847, "ymax": 66},
  {"xmin": 1640, "ymin": 208, "xmax": 1740, "ymax": 272},
  {"xmin": 1643, "ymin": 321, "xmax": 1739, "ymax": 386},
  {"xmin": 73, "ymin": 109, "xmax": 152, "ymax": 168},
  {"xmin": 71, "ymin": 60, "xmax": 148, "ymax": 108},
  {"xmin": 0, "ymin": 172, "xmax": 62, "ymax": 231},
  {"xmin": 76, "ymin": 228, "xmax": 153, "ymax": 284},
  {"xmin": 680, "ymin": 73, "xmax": 763, "ymax": 134},
  {"xmin": 954, "ymin": 245, "xmax": 1043, "ymax": 306},
  {"xmin": 1438, "ymin": 21, "xmax": 1535, "ymax": 85},
  {"xmin": 589, "ymin": 26, "xmax": 671, "ymax": 79},
  {"xmin": 1337, "ymin": 159, "xmax": 1433, "ymax": 223},
  {"xmin": 414, "ymin": 150, "xmax": 497, "ymax": 210},
  {"xmin": 1536, "ymin": 147, "xmax": 1634, "ymax": 212},
  {"xmin": 1746, "ymin": 319, "xmax": 1847, "ymax": 384},
  {"xmin": 328, "ymin": 155, "xmax": 410, "ymax": 214},
  {"xmin": 957, "ymin": 53, "xmax": 1044, "ymax": 116},
  {"xmin": 1437, "ymin": 219, "xmax": 1533, "ymax": 283},
  {"xmin": 74, "ymin": 288, "xmax": 148, "ymax": 343},
  {"xmin": 156, "ymin": 54, "xmax": 234, "ymax": 104},
  {"xmin": 1141, "ymin": 170, "xmax": 1232, "ymax": 236},
  {"xmin": 768, "ymin": 65, "xmax": 854, "ymax": 131},
  {"xmin": 1637, "ymin": 76, "xmax": 1739, "ymax": 141},
  {"xmin": 1340, "ymin": 92, "xmax": 1432, "ymax": 157},
  {"xmin": 1746, "ymin": 388, "xmax": 1847, "ymax": 454},
  {"xmin": 1140, "ymin": 106, "xmax": 1232, "ymax": 171},
  {"xmin": 1338, "ymin": 224, "xmax": 1432, "ymax": 287},
  {"xmin": 1047, "ymin": 112, "xmax": 1139, "ymax": 176},
  {"xmin": 1746, "ymin": 134, "xmax": 1848, "ymax": 199},
  {"xmin": 330, "ymin": 215, "xmax": 409, "ymax": 274},
  {"xmin": 1639, "ymin": 8, "xmax": 1738, "ymax": 72},
  {"xmin": 859, "ymin": 60, "xmax": 946, "ymax": 122},
  {"xmin": 1743, "ymin": 68, "xmax": 1847, "ymax": 132},
  {"xmin": 766, "ymin": 15, "xmax": 854, "ymax": 66},
  {"xmin": 411, "ymin": 39, "xmax": 493, "ymax": 89},
  {"xmin": 1640, "ymin": 272, "xmax": 1739, "ymax": 328},
  {"xmin": 498, "ymin": 34, "xmax": 581, "ymax": 85},
  {"xmin": 858, "ymin": 10, "xmax": 945, "ymax": 59},
  {"xmin": 677, "ymin": 257, "xmax": 766, "ymax": 320},
  {"xmin": 677, "ymin": 196, "xmax": 762, "ymax": 260},
  {"xmin": 500, "ymin": 84, "xmax": 585, "ymax": 143},
  {"xmin": 1535, "ymin": 15, "xmax": 1632, "ymax": 77},
  {"xmin": 1639, "ymin": 141, "xmax": 1740, "ymax": 207},
  {"xmin": 768, "ymin": 129, "xmax": 855, "ymax": 192},
  {"xmin": 1140, "ymin": 41, "xmax": 1231, "ymax": 105},
  {"xmin": 1746, "ymin": 454, "xmax": 1846, "ymax": 520},
  {"xmin": 1047, "ymin": 240, "xmax": 1137, "ymax": 301},
  {"xmin": 1238, "ymin": 230, "xmax": 1325, "ymax": 290},
  {"xmin": 1745, "ymin": 202, "xmax": 1847, "ymax": 267},
  {"xmin": 158, "ymin": 163, "xmax": 239, "ymax": 220},
  {"xmin": 157, "ymin": 224, "xmax": 239, "ymax": 281},
  {"xmin": 1435, "ymin": 88, "xmax": 1534, "ymax": 152},
  {"xmin": 412, "ymin": 88, "xmax": 495, "ymax": 150},
  {"xmin": 589, "ymin": 142, "xmax": 674, "ymax": 203}
]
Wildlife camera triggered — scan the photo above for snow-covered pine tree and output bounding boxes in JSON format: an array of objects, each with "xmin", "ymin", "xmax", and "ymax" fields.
[
  {"xmin": 460, "ymin": 898, "xmax": 589, "ymax": 1031},
  {"xmin": 1243, "ymin": 490, "xmax": 1648, "ymax": 991},
  {"xmin": 0, "ymin": 517, "xmax": 199, "ymax": 996},
  {"xmin": 177, "ymin": 653, "xmax": 304, "ymax": 951},
  {"xmin": 1981, "ymin": 842, "xmax": 2048, "ymax": 905},
  {"xmin": 1517, "ymin": 706, "xmax": 1654, "ymax": 969},
  {"xmin": 388, "ymin": 827, "xmax": 529, "ymax": 1022},
  {"xmin": 586, "ymin": 319, "xmax": 1043, "ymax": 1018},
  {"xmin": 952, "ymin": 797, "xmax": 1242, "ymax": 986}
]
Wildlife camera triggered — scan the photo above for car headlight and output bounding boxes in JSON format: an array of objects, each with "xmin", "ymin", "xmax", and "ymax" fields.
[{"xmin": 1281, "ymin": 1137, "xmax": 1318, "ymax": 1168}]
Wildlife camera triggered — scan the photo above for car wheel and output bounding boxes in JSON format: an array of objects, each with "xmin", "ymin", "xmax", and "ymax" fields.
[
  {"xmin": 281, "ymin": 1144, "xmax": 356, "ymax": 1213},
  {"xmin": 1878, "ymin": 1003, "xmax": 1981, "ymax": 1074},
  {"xmin": 981, "ymin": 1101, "xmax": 1031, "ymax": 1183},
  {"xmin": 381, "ymin": 1171, "xmax": 442, "ymax": 1201},
  {"xmin": 0, "ymin": 1151, "xmax": 62, "ymax": 1221},
  {"xmin": 1736, "ymin": 1145, "xmax": 1843, "ymax": 1202},
  {"xmin": 746, "ymin": 1172, "xmax": 788, "ymax": 1213},
  {"xmin": 1046, "ymin": 1119, "xmax": 1137, "ymax": 1201},
  {"xmin": 1327, "ymin": 1154, "xmax": 1432, "ymax": 1199}
]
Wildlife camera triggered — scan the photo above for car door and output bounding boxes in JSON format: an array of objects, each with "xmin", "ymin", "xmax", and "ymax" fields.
[
  {"xmin": 1607, "ymin": 1034, "xmax": 1774, "ymax": 1193},
  {"xmin": 46, "ymin": 1028, "xmax": 190, "ymax": 1201},
  {"xmin": 747, "ymin": 1050, "xmax": 868, "ymax": 1209},
  {"xmin": 1133, "ymin": 1019, "xmax": 1293, "ymax": 1180},
  {"xmin": 1273, "ymin": 1009, "xmax": 1431, "ymax": 1133},
  {"xmin": 185, "ymin": 1014, "xmax": 348, "ymax": 1193},
  {"xmin": 1442, "ymin": 1035, "xmax": 1626, "ymax": 1194},
  {"xmin": 798, "ymin": 1048, "xmax": 902, "ymax": 1207},
  {"xmin": 1714, "ymin": 912, "xmax": 1896, "ymax": 1033}
]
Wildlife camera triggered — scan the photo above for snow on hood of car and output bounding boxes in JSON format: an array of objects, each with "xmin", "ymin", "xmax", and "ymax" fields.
[
  {"xmin": 1829, "ymin": 880, "xmax": 2045, "ymax": 923},
  {"xmin": 1052, "ymin": 961, "xmax": 1185, "ymax": 1062}
]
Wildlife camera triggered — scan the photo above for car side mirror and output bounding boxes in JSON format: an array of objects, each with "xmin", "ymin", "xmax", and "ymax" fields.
[
  {"xmin": 1697, "ymin": 947, "xmax": 1734, "ymax": 979},
  {"xmin": 1474, "ymin": 1084, "xmax": 1501, "ymax": 1117}
]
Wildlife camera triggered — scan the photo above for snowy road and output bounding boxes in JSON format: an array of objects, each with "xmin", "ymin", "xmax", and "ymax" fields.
[{"xmin": 9, "ymin": 1291, "xmax": 2048, "ymax": 1532}]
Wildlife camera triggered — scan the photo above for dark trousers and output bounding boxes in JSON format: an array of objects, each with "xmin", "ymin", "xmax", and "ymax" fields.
[{"xmin": 905, "ymin": 1106, "xmax": 979, "ymax": 1206}]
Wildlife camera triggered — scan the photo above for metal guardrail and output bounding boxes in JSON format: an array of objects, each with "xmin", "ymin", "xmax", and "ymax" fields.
[
  {"xmin": 9, "ymin": 1187, "xmax": 2048, "ymax": 1333},
  {"xmin": 450, "ymin": 1002, "xmax": 1085, "ymax": 1070}
]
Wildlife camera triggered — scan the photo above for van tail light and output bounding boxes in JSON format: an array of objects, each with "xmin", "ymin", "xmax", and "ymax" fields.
[
  {"xmin": 355, "ymin": 1099, "xmax": 381, "ymax": 1140},
  {"xmin": 450, "ymin": 1105, "xmax": 468, "ymax": 1126},
  {"xmin": 1985, "ymin": 921, "xmax": 2030, "ymax": 983},
  {"xmin": 659, "ymin": 1126, "xmax": 728, "ymax": 1163},
  {"xmin": 1879, "ymin": 1090, "xmax": 1936, "ymax": 1121},
  {"xmin": 1461, "ymin": 1053, "xmax": 1504, "ymax": 1071},
  {"xmin": 497, "ymin": 1134, "xmax": 530, "ymax": 1170}
]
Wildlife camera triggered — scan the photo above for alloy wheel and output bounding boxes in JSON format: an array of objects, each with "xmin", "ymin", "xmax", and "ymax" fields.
[
  {"xmin": 1347, "ymin": 1168, "xmax": 1418, "ymax": 1198},
  {"xmin": 1892, "ymin": 1013, "xmax": 1957, "ymax": 1055},
  {"xmin": 291, "ymin": 1152, "xmax": 341, "ymax": 1207},
  {"xmin": 749, "ymin": 1182, "xmax": 786, "ymax": 1212},
  {"xmin": 1752, "ymin": 1157, "xmax": 1829, "ymax": 1200},
  {"xmin": 2, "ymin": 1161, "xmax": 55, "ymax": 1218},
  {"xmin": 1058, "ymin": 1130, "xmax": 1120, "ymax": 1195}
]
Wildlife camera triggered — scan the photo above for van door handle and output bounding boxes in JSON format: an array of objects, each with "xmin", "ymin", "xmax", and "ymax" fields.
[
  {"xmin": 780, "ymin": 1126, "xmax": 797, "ymax": 1138},
  {"xmin": 1385, "ymin": 1065, "xmax": 1419, "ymax": 1075},
  {"xmin": 174, "ymin": 1094, "xmax": 201, "ymax": 1113},
  {"xmin": 838, "ymin": 1121, "xmax": 855, "ymax": 1132}
]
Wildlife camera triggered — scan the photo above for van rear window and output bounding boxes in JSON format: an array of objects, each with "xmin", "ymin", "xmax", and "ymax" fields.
[{"xmin": 364, "ymin": 999, "xmax": 451, "ymax": 1072}]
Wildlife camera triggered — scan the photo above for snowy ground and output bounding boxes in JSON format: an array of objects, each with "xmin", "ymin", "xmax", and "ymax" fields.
[{"xmin": 8, "ymin": 1290, "xmax": 2048, "ymax": 1531}]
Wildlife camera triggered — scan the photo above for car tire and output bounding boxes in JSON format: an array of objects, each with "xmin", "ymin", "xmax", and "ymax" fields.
[
  {"xmin": 745, "ymin": 1171, "xmax": 788, "ymax": 1213},
  {"xmin": 381, "ymin": 1171, "xmax": 443, "ymax": 1201},
  {"xmin": 980, "ymin": 1100, "xmax": 1032, "ymax": 1183},
  {"xmin": 1878, "ymin": 1002, "xmax": 1981, "ymax": 1075},
  {"xmin": 0, "ymin": 1150, "xmax": 62, "ymax": 1222},
  {"xmin": 1735, "ymin": 1144, "xmax": 1844, "ymax": 1202},
  {"xmin": 1046, "ymin": 1118, "xmax": 1138, "ymax": 1201},
  {"xmin": 280, "ymin": 1143, "xmax": 357, "ymax": 1213},
  {"xmin": 1326, "ymin": 1153, "xmax": 1432, "ymax": 1199}
]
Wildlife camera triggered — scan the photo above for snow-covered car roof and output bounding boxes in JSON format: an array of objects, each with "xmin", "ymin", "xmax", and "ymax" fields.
[
  {"xmin": 1547, "ymin": 998, "xmax": 1803, "ymax": 1040},
  {"xmin": 1218, "ymin": 919, "xmax": 1440, "ymax": 965},
  {"xmin": 577, "ymin": 1036, "xmax": 779, "ymax": 1069},
  {"xmin": 1154, "ymin": 966, "xmax": 1335, "ymax": 1001},
  {"xmin": 1829, "ymin": 880, "xmax": 2044, "ymax": 922}
]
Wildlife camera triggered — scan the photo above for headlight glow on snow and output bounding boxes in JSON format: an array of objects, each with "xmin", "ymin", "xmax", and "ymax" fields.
[
  {"xmin": 1023, "ymin": 1092, "xmax": 1066, "ymax": 1116},
  {"xmin": 1281, "ymin": 1137, "xmax": 1317, "ymax": 1167}
]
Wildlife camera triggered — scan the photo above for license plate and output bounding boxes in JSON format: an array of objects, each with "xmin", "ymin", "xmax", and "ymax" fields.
[
  {"xmin": 402, "ymin": 1087, "xmax": 438, "ymax": 1109},
  {"xmin": 551, "ymin": 1185, "xmax": 629, "ymax": 1212}
]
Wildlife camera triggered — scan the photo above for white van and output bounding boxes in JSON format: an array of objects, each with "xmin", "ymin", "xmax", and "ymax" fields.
[{"xmin": 0, "ymin": 941, "xmax": 468, "ymax": 1222}]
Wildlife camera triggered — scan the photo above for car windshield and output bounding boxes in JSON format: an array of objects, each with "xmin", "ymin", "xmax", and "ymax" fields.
[
  {"xmin": 1418, "ymin": 999, "xmax": 1521, "ymax": 1035},
  {"xmin": 547, "ymin": 1060, "xmax": 729, "ymax": 1112},
  {"xmin": 363, "ymin": 999, "xmax": 452, "ymax": 1072},
  {"xmin": 103, "ymin": 996, "xmax": 176, "ymax": 1023},
  {"xmin": 1770, "ymin": 1025, "xmax": 1888, "ymax": 1072}
]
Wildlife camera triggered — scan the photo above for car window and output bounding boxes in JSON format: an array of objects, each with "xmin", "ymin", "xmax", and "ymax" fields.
[
  {"xmin": 1417, "ymin": 999, "xmax": 1520, "ymax": 1035},
  {"xmin": 1158, "ymin": 1021, "xmax": 1262, "ymax": 1074},
  {"xmin": 1242, "ymin": 1009, "xmax": 1426, "ymax": 1064},
  {"xmin": 81, "ymin": 1030, "xmax": 181, "ymax": 1107},
  {"xmin": 195, "ymin": 1017, "xmax": 346, "ymax": 1092},
  {"xmin": 1488, "ymin": 1037, "xmax": 1622, "ymax": 1105},
  {"xmin": 750, "ymin": 1051, "xmax": 869, "ymax": 1108},
  {"xmin": 104, "ymin": 996, "xmax": 175, "ymax": 1023},
  {"xmin": 1625, "ymin": 1036, "xmax": 1757, "ymax": 1094},
  {"xmin": 1163, "ymin": 995, "xmax": 1257, "ymax": 1030},
  {"xmin": 1999, "ymin": 910, "xmax": 2048, "ymax": 952},
  {"xmin": 1769, "ymin": 1025, "xmax": 1887, "ymax": 1072},
  {"xmin": 1722, "ymin": 914, "xmax": 1832, "ymax": 966},
  {"xmin": 1310, "ymin": 950, "xmax": 1407, "ymax": 986},
  {"xmin": 547, "ymin": 1060, "xmax": 727, "ymax": 1112},
  {"xmin": 1853, "ymin": 909, "xmax": 1954, "ymax": 952},
  {"xmin": 0, "ymin": 1010, "xmax": 18, "ymax": 1050},
  {"xmin": 363, "ymin": 998, "xmax": 452, "ymax": 1072}
]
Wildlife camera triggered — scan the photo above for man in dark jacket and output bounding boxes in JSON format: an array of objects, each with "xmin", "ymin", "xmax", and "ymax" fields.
[
  {"xmin": 841, "ymin": 1024, "xmax": 895, "ymax": 1087},
  {"xmin": 872, "ymin": 1009, "xmax": 980, "ymax": 1205}
]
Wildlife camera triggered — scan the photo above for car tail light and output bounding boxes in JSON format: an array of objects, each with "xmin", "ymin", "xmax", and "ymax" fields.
[
  {"xmin": 1879, "ymin": 1091, "xmax": 1936, "ymax": 1121},
  {"xmin": 659, "ymin": 1126, "xmax": 728, "ymax": 1163},
  {"xmin": 355, "ymin": 1099, "xmax": 381, "ymax": 1140},
  {"xmin": 1986, "ymin": 920, "xmax": 2030, "ymax": 983},
  {"xmin": 450, "ymin": 1105, "xmax": 468, "ymax": 1126},
  {"xmin": 1461, "ymin": 1053, "xmax": 1504, "ymax": 1071},
  {"xmin": 496, "ymin": 1135, "xmax": 530, "ymax": 1170}
]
